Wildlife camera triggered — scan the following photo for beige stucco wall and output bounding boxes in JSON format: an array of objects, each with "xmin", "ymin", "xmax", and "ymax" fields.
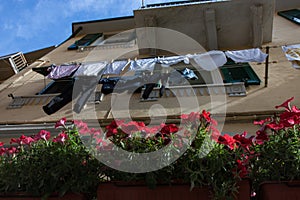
[
  {"xmin": 72, "ymin": 17, "xmax": 135, "ymax": 35},
  {"xmin": 276, "ymin": 0, "xmax": 300, "ymax": 11},
  {"xmin": 134, "ymin": 0, "xmax": 275, "ymax": 52}
]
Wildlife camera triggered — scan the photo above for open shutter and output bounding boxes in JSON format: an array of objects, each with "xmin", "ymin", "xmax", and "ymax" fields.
[
  {"xmin": 220, "ymin": 60, "xmax": 261, "ymax": 85},
  {"xmin": 68, "ymin": 33, "xmax": 103, "ymax": 50},
  {"xmin": 278, "ymin": 9, "xmax": 300, "ymax": 25}
]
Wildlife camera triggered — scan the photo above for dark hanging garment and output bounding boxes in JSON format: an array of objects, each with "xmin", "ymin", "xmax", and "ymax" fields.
[
  {"xmin": 32, "ymin": 65, "xmax": 53, "ymax": 76},
  {"xmin": 141, "ymin": 71, "xmax": 168, "ymax": 99},
  {"xmin": 42, "ymin": 81, "xmax": 74, "ymax": 115},
  {"xmin": 142, "ymin": 83, "xmax": 157, "ymax": 99},
  {"xmin": 99, "ymin": 77, "xmax": 120, "ymax": 94}
]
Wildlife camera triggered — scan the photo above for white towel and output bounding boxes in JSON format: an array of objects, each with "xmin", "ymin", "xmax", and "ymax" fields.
[
  {"xmin": 157, "ymin": 55, "xmax": 189, "ymax": 67},
  {"xmin": 129, "ymin": 58, "xmax": 157, "ymax": 71},
  {"xmin": 103, "ymin": 60, "xmax": 129, "ymax": 75},
  {"xmin": 225, "ymin": 48, "xmax": 268, "ymax": 63},
  {"xmin": 73, "ymin": 62, "xmax": 107, "ymax": 77},
  {"xmin": 192, "ymin": 50, "xmax": 227, "ymax": 71}
]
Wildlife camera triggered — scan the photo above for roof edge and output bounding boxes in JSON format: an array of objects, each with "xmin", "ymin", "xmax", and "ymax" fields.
[{"xmin": 71, "ymin": 15, "xmax": 134, "ymax": 33}]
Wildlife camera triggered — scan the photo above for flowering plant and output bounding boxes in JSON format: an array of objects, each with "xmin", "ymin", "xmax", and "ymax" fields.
[
  {"xmin": 211, "ymin": 97, "xmax": 300, "ymax": 198},
  {"xmin": 1, "ymin": 98, "xmax": 299, "ymax": 199},
  {"xmin": 175, "ymin": 111, "xmax": 252, "ymax": 199},
  {"xmin": 0, "ymin": 118, "xmax": 103, "ymax": 199},
  {"xmin": 248, "ymin": 97, "xmax": 300, "ymax": 196},
  {"xmin": 72, "ymin": 111, "xmax": 251, "ymax": 199}
]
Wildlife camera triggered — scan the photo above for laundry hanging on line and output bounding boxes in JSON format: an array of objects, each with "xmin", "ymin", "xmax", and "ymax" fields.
[
  {"xmin": 103, "ymin": 60, "xmax": 129, "ymax": 75},
  {"xmin": 46, "ymin": 64, "xmax": 80, "ymax": 79},
  {"xmin": 73, "ymin": 62, "xmax": 108, "ymax": 76},
  {"xmin": 41, "ymin": 48, "xmax": 268, "ymax": 115},
  {"xmin": 192, "ymin": 50, "xmax": 227, "ymax": 71},
  {"xmin": 225, "ymin": 48, "xmax": 268, "ymax": 63},
  {"xmin": 282, "ymin": 44, "xmax": 300, "ymax": 69},
  {"xmin": 129, "ymin": 58, "xmax": 157, "ymax": 71}
]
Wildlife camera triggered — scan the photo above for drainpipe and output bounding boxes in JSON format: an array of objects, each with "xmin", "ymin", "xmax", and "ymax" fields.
[{"xmin": 265, "ymin": 46, "xmax": 270, "ymax": 87}]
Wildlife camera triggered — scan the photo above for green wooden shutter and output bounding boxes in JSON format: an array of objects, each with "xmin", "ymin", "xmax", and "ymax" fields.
[
  {"xmin": 220, "ymin": 62, "xmax": 261, "ymax": 85},
  {"xmin": 68, "ymin": 33, "xmax": 103, "ymax": 50}
]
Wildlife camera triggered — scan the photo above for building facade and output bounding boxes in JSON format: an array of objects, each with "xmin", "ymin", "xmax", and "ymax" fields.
[{"xmin": 0, "ymin": 0, "xmax": 300, "ymax": 140}]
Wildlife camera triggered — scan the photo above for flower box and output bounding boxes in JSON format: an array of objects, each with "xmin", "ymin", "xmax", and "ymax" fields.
[
  {"xmin": 97, "ymin": 180, "xmax": 250, "ymax": 200},
  {"xmin": 0, "ymin": 193, "xmax": 86, "ymax": 200},
  {"xmin": 258, "ymin": 181, "xmax": 300, "ymax": 200}
]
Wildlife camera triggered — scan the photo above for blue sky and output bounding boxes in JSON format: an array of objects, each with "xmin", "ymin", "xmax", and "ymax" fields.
[{"xmin": 0, "ymin": 0, "xmax": 183, "ymax": 56}]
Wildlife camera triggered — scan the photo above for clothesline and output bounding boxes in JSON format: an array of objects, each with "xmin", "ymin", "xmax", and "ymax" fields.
[
  {"xmin": 43, "ymin": 48, "xmax": 268, "ymax": 80},
  {"xmin": 261, "ymin": 42, "xmax": 300, "ymax": 49},
  {"xmin": 38, "ymin": 44, "xmax": 300, "ymax": 116}
]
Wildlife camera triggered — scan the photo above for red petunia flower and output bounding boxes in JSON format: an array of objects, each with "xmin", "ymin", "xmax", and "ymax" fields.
[
  {"xmin": 180, "ymin": 112, "xmax": 200, "ymax": 123},
  {"xmin": 10, "ymin": 135, "xmax": 35, "ymax": 145},
  {"xmin": 255, "ymin": 130, "xmax": 269, "ymax": 144},
  {"xmin": 265, "ymin": 122, "xmax": 284, "ymax": 130},
  {"xmin": 55, "ymin": 117, "xmax": 67, "ymax": 128},
  {"xmin": 233, "ymin": 131, "xmax": 253, "ymax": 149},
  {"xmin": 53, "ymin": 133, "xmax": 68, "ymax": 144},
  {"xmin": 201, "ymin": 110, "xmax": 211, "ymax": 122},
  {"xmin": 0, "ymin": 147, "xmax": 6, "ymax": 156},
  {"xmin": 105, "ymin": 120, "xmax": 124, "ymax": 137},
  {"xmin": 160, "ymin": 124, "xmax": 179, "ymax": 135},
  {"xmin": 218, "ymin": 134, "xmax": 237, "ymax": 150},
  {"xmin": 275, "ymin": 97, "xmax": 294, "ymax": 111},
  {"xmin": 120, "ymin": 121, "xmax": 145, "ymax": 135},
  {"xmin": 34, "ymin": 130, "xmax": 51, "ymax": 141},
  {"xmin": 253, "ymin": 118, "xmax": 271, "ymax": 126},
  {"xmin": 7, "ymin": 146, "xmax": 17, "ymax": 155}
]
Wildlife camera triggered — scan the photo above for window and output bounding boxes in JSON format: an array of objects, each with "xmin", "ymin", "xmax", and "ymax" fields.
[
  {"xmin": 67, "ymin": 33, "xmax": 103, "ymax": 50},
  {"xmin": 220, "ymin": 60, "xmax": 261, "ymax": 85},
  {"xmin": 102, "ymin": 30, "xmax": 136, "ymax": 44},
  {"xmin": 77, "ymin": 30, "xmax": 137, "ymax": 51},
  {"xmin": 278, "ymin": 9, "xmax": 300, "ymax": 25},
  {"xmin": 170, "ymin": 63, "xmax": 214, "ymax": 85}
]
